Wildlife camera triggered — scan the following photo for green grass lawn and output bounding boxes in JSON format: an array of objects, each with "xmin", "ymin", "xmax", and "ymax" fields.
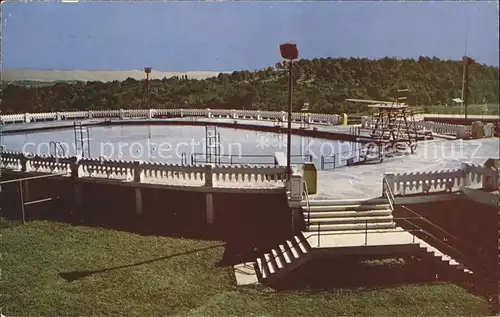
[{"xmin": 0, "ymin": 219, "xmax": 494, "ymax": 316}]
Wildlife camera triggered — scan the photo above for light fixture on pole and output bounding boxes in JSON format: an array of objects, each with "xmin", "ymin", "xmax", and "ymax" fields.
[
  {"xmin": 144, "ymin": 67, "xmax": 152, "ymax": 108},
  {"xmin": 279, "ymin": 43, "xmax": 298, "ymax": 181}
]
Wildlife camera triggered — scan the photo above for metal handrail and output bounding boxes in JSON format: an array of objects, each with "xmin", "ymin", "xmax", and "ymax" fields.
[
  {"xmin": 383, "ymin": 177, "xmax": 395, "ymax": 211},
  {"xmin": 384, "ymin": 177, "xmax": 492, "ymax": 271},
  {"xmin": 299, "ymin": 213, "xmax": 492, "ymax": 277},
  {"xmin": 398, "ymin": 205, "xmax": 486, "ymax": 259},
  {"xmin": 191, "ymin": 153, "xmax": 312, "ymax": 166},
  {"xmin": 301, "ymin": 178, "xmax": 311, "ymax": 227},
  {"xmin": 302, "ymin": 221, "xmax": 471, "ymax": 265},
  {"xmin": 320, "ymin": 146, "xmax": 363, "ymax": 170},
  {"xmin": 259, "ymin": 218, "xmax": 414, "ymax": 275},
  {"xmin": 49, "ymin": 141, "xmax": 66, "ymax": 158},
  {"xmin": 180, "ymin": 152, "xmax": 188, "ymax": 165}
]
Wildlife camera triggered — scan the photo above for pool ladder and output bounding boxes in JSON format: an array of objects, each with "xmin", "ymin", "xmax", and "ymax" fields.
[
  {"xmin": 180, "ymin": 152, "xmax": 188, "ymax": 166},
  {"xmin": 50, "ymin": 141, "xmax": 66, "ymax": 158}
]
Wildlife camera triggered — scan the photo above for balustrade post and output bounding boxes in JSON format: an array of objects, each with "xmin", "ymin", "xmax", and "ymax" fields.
[
  {"xmin": 70, "ymin": 156, "xmax": 82, "ymax": 221},
  {"xmin": 133, "ymin": 161, "xmax": 143, "ymax": 182},
  {"xmin": 135, "ymin": 188, "xmax": 143, "ymax": 215},
  {"xmin": 20, "ymin": 154, "xmax": 28, "ymax": 172},
  {"xmin": 70, "ymin": 156, "xmax": 80, "ymax": 179},
  {"xmin": 204, "ymin": 164, "xmax": 213, "ymax": 187},
  {"xmin": 289, "ymin": 174, "xmax": 303, "ymax": 206},
  {"xmin": 461, "ymin": 163, "xmax": 472, "ymax": 188},
  {"xmin": 205, "ymin": 192, "xmax": 214, "ymax": 225},
  {"xmin": 283, "ymin": 169, "xmax": 305, "ymax": 234}
]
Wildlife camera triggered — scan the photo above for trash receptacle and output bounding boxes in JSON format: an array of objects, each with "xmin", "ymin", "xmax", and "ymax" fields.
[
  {"xmin": 342, "ymin": 113, "xmax": 348, "ymax": 126},
  {"xmin": 302, "ymin": 162, "xmax": 317, "ymax": 195},
  {"xmin": 471, "ymin": 121, "xmax": 484, "ymax": 139}
]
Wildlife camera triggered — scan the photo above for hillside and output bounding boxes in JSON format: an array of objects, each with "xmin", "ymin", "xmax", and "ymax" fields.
[{"xmin": 1, "ymin": 57, "xmax": 498, "ymax": 115}]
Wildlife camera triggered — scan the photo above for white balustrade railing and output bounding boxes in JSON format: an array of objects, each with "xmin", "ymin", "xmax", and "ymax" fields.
[
  {"xmin": 79, "ymin": 158, "xmax": 135, "ymax": 181},
  {"xmin": 211, "ymin": 165, "xmax": 285, "ymax": 188},
  {"xmin": 29, "ymin": 155, "xmax": 73, "ymax": 175},
  {"xmin": 0, "ymin": 108, "xmax": 341, "ymax": 126},
  {"xmin": 0, "ymin": 151, "xmax": 286, "ymax": 189},
  {"xmin": 141, "ymin": 161, "xmax": 206, "ymax": 186},
  {"xmin": 0, "ymin": 151, "xmax": 23, "ymax": 170},
  {"xmin": 383, "ymin": 162, "xmax": 499, "ymax": 196}
]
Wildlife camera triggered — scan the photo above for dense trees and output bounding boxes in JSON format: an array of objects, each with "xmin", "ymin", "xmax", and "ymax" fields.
[{"xmin": 1, "ymin": 57, "xmax": 498, "ymax": 115}]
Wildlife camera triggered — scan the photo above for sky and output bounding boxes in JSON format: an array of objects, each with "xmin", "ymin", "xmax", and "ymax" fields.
[{"xmin": 1, "ymin": 1, "xmax": 499, "ymax": 71}]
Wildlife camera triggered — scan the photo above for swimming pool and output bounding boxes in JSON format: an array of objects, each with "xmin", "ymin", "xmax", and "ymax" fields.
[{"xmin": 2, "ymin": 124, "xmax": 360, "ymax": 167}]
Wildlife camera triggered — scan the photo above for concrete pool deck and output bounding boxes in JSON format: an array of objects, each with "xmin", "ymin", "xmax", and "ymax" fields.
[{"xmin": 311, "ymin": 137, "xmax": 499, "ymax": 200}]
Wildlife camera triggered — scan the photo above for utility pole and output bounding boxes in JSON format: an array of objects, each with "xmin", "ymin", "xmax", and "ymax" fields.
[
  {"xmin": 144, "ymin": 67, "xmax": 152, "ymax": 108},
  {"xmin": 279, "ymin": 43, "xmax": 299, "ymax": 181},
  {"xmin": 462, "ymin": 56, "xmax": 474, "ymax": 120}
]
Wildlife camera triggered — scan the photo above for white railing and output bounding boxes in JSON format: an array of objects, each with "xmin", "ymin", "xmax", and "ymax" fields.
[
  {"xmin": 383, "ymin": 162, "xmax": 499, "ymax": 196},
  {"xmin": 0, "ymin": 108, "xmax": 342, "ymax": 126},
  {"xmin": 0, "ymin": 151, "xmax": 287, "ymax": 189}
]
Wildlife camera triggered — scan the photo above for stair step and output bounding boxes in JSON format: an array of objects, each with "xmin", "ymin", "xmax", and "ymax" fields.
[
  {"xmin": 271, "ymin": 248, "xmax": 285, "ymax": 269},
  {"xmin": 293, "ymin": 235, "xmax": 310, "ymax": 254},
  {"xmin": 308, "ymin": 215, "xmax": 394, "ymax": 225},
  {"xmin": 279, "ymin": 243, "xmax": 294, "ymax": 264},
  {"xmin": 313, "ymin": 228, "xmax": 404, "ymax": 235},
  {"xmin": 304, "ymin": 198, "xmax": 389, "ymax": 206},
  {"xmin": 256, "ymin": 257, "xmax": 268, "ymax": 279},
  {"xmin": 306, "ymin": 222, "xmax": 396, "ymax": 232},
  {"xmin": 286, "ymin": 240, "xmax": 301, "ymax": 259},
  {"xmin": 420, "ymin": 245, "xmax": 475, "ymax": 275},
  {"xmin": 296, "ymin": 234, "xmax": 312, "ymax": 253},
  {"xmin": 290, "ymin": 237, "xmax": 306, "ymax": 256},
  {"xmin": 263, "ymin": 253, "xmax": 276, "ymax": 275},
  {"xmin": 304, "ymin": 210, "xmax": 392, "ymax": 218},
  {"xmin": 308, "ymin": 204, "xmax": 391, "ymax": 212}
]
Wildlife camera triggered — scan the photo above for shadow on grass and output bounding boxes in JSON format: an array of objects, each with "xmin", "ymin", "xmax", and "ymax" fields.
[{"xmin": 59, "ymin": 243, "xmax": 225, "ymax": 282}]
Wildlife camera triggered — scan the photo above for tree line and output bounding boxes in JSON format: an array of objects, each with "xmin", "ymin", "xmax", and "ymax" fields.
[{"xmin": 1, "ymin": 56, "xmax": 498, "ymax": 115}]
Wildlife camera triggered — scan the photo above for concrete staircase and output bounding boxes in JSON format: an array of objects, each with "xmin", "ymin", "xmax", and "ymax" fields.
[
  {"xmin": 234, "ymin": 198, "xmax": 477, "ymax": 286},
  {"xmin": 254, "ymin": 232, "xmax": 313, "ymax": 283},
  {"xmin": 416, "ymin": 239, "xmax": 474, "ymax": 278},
  {"xmin": 303, "ymin": 198, "xmax": 396, "ymax": 232}
]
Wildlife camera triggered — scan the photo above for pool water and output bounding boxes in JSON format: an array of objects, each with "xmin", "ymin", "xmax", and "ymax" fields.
[{"xmin": 3, "ymin": 124, "xmax": 360, "ymax": 167}]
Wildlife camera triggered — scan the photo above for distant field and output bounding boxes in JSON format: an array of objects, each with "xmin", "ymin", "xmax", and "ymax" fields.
[
  {"xmin": 2, "ymin": 69, "xmax": 227, "ymax": 83},
  {"xmin": 422, "ymin": 104, "xmax": 499, "ymax": 116},
  {"xmin": 0, "ymin": 219, "xmax": 493, "ymax": 317}
]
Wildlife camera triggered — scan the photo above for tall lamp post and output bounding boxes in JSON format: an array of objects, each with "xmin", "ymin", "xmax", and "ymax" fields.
[
  {"xmin": 144, "ymin": 67, "xmax": 152, "ymax": 108},
  {"xmin": 279, "ymin": 43, "xmax": 298, "ymax": 181},
  {"xmin": 461, "ymin": 56, "xmax": 474, "ymax": 120}
]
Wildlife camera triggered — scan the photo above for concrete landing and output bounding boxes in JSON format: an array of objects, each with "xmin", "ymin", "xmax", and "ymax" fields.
[
  {"xmin": 303, "ymin": 228, "xmax": 418, "ymax": 249},
  {"xmin": 234, "ymin": 262, "xmax": 259, "ymax": 286}
]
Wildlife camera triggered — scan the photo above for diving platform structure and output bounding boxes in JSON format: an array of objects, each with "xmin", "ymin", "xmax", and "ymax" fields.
[{"xmin": 347, "ymin": 94, "xmax": 419, "ymax": 163}]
